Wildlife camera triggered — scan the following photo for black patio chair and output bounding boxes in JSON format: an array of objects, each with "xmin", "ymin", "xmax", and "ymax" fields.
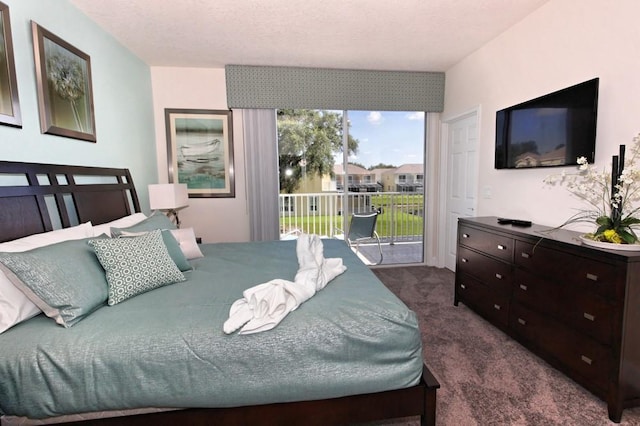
[{"xmin": 346, "ymin": 211, "xmax": 383, "ymax": 265}]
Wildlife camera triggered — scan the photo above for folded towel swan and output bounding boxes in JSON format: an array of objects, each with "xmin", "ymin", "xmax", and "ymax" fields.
[{"xmin": 223, "ymin": 234, "xmax": 347, "ymax": 335}]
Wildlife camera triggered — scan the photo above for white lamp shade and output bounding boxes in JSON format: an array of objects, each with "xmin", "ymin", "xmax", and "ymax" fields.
[{"xmin": 148, "ymin": 183, "xmax": 189, "ymax": 210}]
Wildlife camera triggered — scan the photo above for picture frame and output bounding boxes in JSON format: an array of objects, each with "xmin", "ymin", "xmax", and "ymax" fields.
[
  {"xmin": 0, "ymin": 1, "xmax": 21, "ymax": 128},
  {"xmin": 32, "ymin": 21, "xmax": 96, "ymax": 142},
  {"xmin": 165, "ymin": 109, "xmax": 235, "ymax": 198}
]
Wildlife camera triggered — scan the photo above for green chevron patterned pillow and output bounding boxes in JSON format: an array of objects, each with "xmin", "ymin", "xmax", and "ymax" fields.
[{"xmin": 88, "ymin": 230, "xmax": 186, "ymax": 305}]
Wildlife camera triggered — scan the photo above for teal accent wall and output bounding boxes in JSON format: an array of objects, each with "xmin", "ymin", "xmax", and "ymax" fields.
[{"xmin": 0, "ymin": 0, "xmax": 157, "ymax": 211}]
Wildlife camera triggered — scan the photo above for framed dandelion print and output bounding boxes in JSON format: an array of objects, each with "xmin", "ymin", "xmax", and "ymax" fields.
[
  {"xmin": 32, "ymin": 21, "xmax": 96, "ymax": 142},
  {"xmin": 165, "ymin": 109, "xmax": 235, "ymax": 198},
  {"xmin": 0, "ymin": 1, "xmax": 21, "ymax": 128}
]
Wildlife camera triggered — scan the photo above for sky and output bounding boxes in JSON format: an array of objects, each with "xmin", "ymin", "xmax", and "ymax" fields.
[{"xmin": 343, "ymin": 110, "xmax": 425, "ymax": 168}]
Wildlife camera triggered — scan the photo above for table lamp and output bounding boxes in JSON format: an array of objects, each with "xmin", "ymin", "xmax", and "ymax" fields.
[{"xmin": 148, "ymin": 183, "xmax": 189, "ymax": 228}]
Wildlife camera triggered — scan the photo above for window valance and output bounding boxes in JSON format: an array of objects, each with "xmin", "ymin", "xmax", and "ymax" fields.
[{"xmin": 225, "ymin": 65, "xmax": 444, "ymax": 112}]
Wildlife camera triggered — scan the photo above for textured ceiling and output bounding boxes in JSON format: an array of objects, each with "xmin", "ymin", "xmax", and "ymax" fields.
[{"xmin": 69, "ymin": 0, "xmax": 550, "ymax": 72}]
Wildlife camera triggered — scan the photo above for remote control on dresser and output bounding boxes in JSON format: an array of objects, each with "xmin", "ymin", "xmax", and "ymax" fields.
[{"xmin": 496, "ymin": 218, "xmax": 532, "ymax": 227}]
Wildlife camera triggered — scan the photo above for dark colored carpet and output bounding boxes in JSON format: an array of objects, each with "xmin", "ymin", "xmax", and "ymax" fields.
[{"xmin": 371, "ymin": 266, "xmax": 640, "ymax": 426}]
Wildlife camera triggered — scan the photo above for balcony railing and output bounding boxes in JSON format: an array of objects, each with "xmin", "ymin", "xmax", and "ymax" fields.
[{"xmin": 279, "ymin": 192, "xmax": 424, "ymax": 244}]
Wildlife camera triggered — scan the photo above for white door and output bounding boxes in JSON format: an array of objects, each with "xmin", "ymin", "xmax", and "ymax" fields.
[{"xmin": 444, "ymin": 111, "xmax": 478, "ymax": 271}]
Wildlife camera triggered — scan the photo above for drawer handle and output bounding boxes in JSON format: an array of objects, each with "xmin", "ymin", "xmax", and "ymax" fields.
[
  {"xmin": 583, "ymin": 312, "xmax": 595, "ymax": 321},
  {"xmin": 581, "ymin": 355, "xmax": 593, "ymax": 365},
  {"xmin": 493, "ymin": 304, "xmax": 501, "ymax": 310},
  {"xmin": 495, "ymin": 273, "xmax": 503, "ymax": 279},
  {"xmin": 462, "ymin": 233, "xmax": 469, "ymax": 238},
  {"xmin": 521, "ymin": 252, "xmax": 530, "ymax": 259},
  {"xmin": 586, "ymin": 273, "xmax": 598, "ymax": 281},
  {"xmin": 497, "ymin": 244, "xmax": 506, "ymax": 250},
  {"xmin": 460, "ymin": 284, "xmax": 466, "ymax": 289},
  {"xmin": 519, "ymin": 284, "xmax": 528, "ymax": 291},
  {"xmin": 517, "ymin": 318, "xmax": 526, "ymax": 325},
  {"xmin": 461, "ymin": 258, "xmax": 468, "ymax": 263}
]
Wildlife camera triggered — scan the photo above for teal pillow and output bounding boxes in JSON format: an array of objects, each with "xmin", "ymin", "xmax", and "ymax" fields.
[
  {"xmin": 158, "ymin": 230, "xmax": 191, "ymax": 271},
  {"xmin": 113, "ymin": 229, "xmax": 191, "ymax": 272},
  {"xmin": 0, "ymin": 237, "xmax": 109, "ymax": 327},
  {"xmin": 88, "ymin": 230, "xmax": 186, "ymax": 305}
]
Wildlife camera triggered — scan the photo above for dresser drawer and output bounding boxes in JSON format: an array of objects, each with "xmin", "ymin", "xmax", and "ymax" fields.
[
  {"xmin": 456, "ymin": 272, "xmax": 509, "ymax": 328},
  {"xmin": 457, "ymin": 246, "xmax": 512, "ymax": 294},
  {"xmin": 514, "ymin": 269, "xmax": 614, "ymax": 344},
  {"xmin": 510, "ymin": 303, "xmax": 610, "ymax": 391},
  {"xmin": 562, "ymin": 290, "xmax": 614, "ymax": 345},
  {"xmin": 459, "ymin": 225, "xmax": 513, "ymax": 262},
  {"xmin": 513, "ymin": 268, "xmax": 562, "ymax": 316},
  {"xmin": 515, "ymin": 241, "xmax": 618, "ymax": 300}
]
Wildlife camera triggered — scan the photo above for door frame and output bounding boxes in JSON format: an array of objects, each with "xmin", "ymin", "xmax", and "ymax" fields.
[{"xmin": 436, "ymin": 106, "xmax": 480, "ymax": 270}]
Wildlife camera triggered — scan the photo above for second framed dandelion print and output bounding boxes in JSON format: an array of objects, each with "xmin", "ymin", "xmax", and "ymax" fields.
[
  {"xmin": 32, "ymin": 21, "xmax": 96, "ymax": 142},
  {"xmin": 0, "ymin": 1, "xmax": 21, "ymax": 128}
]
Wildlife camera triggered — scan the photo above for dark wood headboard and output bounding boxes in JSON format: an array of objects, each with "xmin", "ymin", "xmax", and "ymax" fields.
[{"xmin": 0, "ymin": 161, "xmax": 141, "ymax": 243}]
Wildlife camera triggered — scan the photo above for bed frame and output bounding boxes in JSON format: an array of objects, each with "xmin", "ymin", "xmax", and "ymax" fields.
[
  {"xmin": 0, "ymin": 161, "xmax": 140, "ymax": 243},
  {"xmin": 0, "ymin": 160, "xmax": 440, "ymax": 426}
]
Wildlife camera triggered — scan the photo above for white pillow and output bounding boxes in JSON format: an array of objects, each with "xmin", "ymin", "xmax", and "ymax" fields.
[
  {"xmin": 0, "ymin": 221, "xmax": 94, "ymax": 252},
  {"xmin": 0, "ymin": 273, "xmax": 41, "ymax": 332},
  {"xmin": 0, "ymin": 222, "xmax": 94, "ymax": 334},
  {"xmin": 92, "ymin": 212, "xmax": 147, "ymax": 237},
  {"xmin": 170, "ymin": 228, "xmax": 204, "ymax": 260}
]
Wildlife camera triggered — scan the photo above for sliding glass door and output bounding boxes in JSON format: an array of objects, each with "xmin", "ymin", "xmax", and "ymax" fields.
[{"xmin": 277, "ymin": 109, "xmax": 425, "ymax": 265}]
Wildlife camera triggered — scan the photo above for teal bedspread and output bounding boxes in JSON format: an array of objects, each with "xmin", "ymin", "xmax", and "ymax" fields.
[{"xmin": 0, "ymin": 240, "xmax": 423, "ymax": 419}]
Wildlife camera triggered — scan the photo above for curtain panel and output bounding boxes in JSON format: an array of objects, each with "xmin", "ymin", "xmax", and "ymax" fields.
[{"xmin": 242, "ymin": 109, "xmax": 280, "ymax": 241}]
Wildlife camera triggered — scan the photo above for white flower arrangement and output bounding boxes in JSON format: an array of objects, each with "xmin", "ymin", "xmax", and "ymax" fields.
[{"xmin": 544, "ymin": 133, "xmax": 640, "ymax": 244}]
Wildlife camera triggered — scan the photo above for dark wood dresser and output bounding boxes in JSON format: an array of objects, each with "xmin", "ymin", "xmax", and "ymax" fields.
[{"xmin": 454, "ymin": 216, "xmax": 640, "ymax": 423}]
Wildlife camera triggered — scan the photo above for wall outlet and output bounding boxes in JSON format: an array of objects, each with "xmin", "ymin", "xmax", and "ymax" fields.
[{"xmin": 482, "ymin": 186, "xmax": 492, "ymax": 199}]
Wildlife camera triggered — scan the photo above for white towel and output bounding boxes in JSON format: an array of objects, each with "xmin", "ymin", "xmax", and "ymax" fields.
[{"xmin": 223, "ymin": 234, "xmax": 346, "ymax": 335}]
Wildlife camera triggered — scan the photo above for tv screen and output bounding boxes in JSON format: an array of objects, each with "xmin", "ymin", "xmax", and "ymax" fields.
[{"xmin": 495, "ymin": 78, "xmax": 599, "ymax": 169}]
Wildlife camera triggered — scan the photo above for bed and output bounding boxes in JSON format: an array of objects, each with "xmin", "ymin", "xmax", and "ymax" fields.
[{"xmin": 0, "ymin": 160, "xmax": 439, "ymax": 425}]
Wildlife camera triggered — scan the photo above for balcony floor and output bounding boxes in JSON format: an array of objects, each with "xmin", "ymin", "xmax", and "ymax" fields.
[{"xmin": 353, "ymin": 241, "xmax": 423, "ymax": 265}]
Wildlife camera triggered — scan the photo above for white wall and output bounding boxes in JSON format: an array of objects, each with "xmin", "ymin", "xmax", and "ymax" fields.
[
  {"xmin": 443, "ymin": 0, "xmax": 640, "ymax": 232},
  {"xmin": 150, "ymin": 67, "xmax": 250, "ymax": 243},
  {"xmin": 1, "ymin": 0, "xmax": 157, "ymax": 211}
]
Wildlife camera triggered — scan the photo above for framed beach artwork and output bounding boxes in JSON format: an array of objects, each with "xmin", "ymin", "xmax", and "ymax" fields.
[
  {"xmin": 0, "ymin": 1, "xmax": 21, "ymax": 128},
  {"xmin": 165, "ymin": 109, "xmax": 235, "ymax": 198},
  {"xmin": 32, "ymin": 21, "xmax": 96, "ymax": 142}
]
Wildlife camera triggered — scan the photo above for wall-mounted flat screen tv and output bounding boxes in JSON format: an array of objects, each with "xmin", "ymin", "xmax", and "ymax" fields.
[{"xmin": 495, "ymin": 78, "xmax": 599, "ymax": 169}]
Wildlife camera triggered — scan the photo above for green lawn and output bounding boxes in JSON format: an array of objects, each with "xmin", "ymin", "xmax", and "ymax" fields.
[{"xmin": 370, "ymin": 194, "xmax": 423, "ymax": 207}]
